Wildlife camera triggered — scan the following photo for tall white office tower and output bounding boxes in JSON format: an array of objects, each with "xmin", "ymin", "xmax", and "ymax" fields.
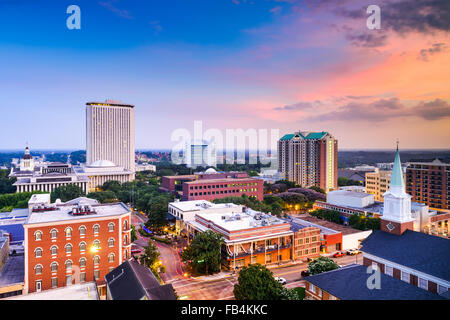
[
  {"xmin": 86, "ymin": 100, "xmax": 135, "ymax": 173},
  {"xmin": 185, "ymin": 140, "xmax": 216, "ymax": 169}
]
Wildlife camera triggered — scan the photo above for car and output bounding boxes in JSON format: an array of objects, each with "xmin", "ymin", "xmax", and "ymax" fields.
[
  {"xmin": 301, "ymin": 270, "xmax": 309, "ymax": 277},
  {"xmin": 347, "ymin": 249, "xmax": 360, "ymax": 255},
  {"xmin": 275, "ymin": 277, "xmax": 287, "ymax": 285},
  {"xmin": 131, "ymin": 248, "xmax": 141, "ymax": 254},
  {"xmin": 333, "ymin": 251, "xmax": 345, "ymax": 258}
]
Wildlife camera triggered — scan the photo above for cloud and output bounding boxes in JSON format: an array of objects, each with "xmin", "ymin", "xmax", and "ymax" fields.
[
  {"xmin": 276, "ymin": 97, "xmax": 450, "ymax": 123},
  {"xmin": 418, "ymin": 43, "xmax": 447, "ymax": 61},
  {"xmin": 149, "ymin": 21, "xmax": 163, "ymax": 35},
  {"xmin": 269, "ymin": 6, "xmax": 282, "ymax": 14},
  {"xmin": 345, "ymin": 32, "xmax": 388, "ymax": 48},
  {"xmin": 98, "ymin": 0, "xmax": 133, "ymax": 19}
]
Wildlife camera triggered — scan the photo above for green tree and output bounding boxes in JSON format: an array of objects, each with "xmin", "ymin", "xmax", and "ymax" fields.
[
  {"xmin": 309, "ymin": 186, "xmax": 325, "ymax": 194},
  {"xmin": 0, "ymin": 169, "xmax": 16, "ymax": 194},
  {"xmin": 307, "ymin": 256, "xmax": 339, "ymax": 275},
  {"xmin": 233, "ymin": 264, "xmax": 283, "ymax": 300},
  {"xmin": 101, "ymin": 180, "xmax": 122, "ymax": 194},
  {"xmin": 51, "ymin": 185, "xmax": 84, "ymax": 202},
  {"xmin": 139, "ymin": 241, "xmax": 160, "ymax": 268},
  {"xmin": 86, "ymin": 190, "xmax": 117, "ymax": 203},
  {"xmin": 131, "ymin": 224, "xmax": 138, "ymax": 242},
  {"xmin": 181, "ymin": 231, "xmax": 224, "ymax": 275},
  {"xmin": 279, "ymin": 287, "xmax": 305, "ymax": 300}
]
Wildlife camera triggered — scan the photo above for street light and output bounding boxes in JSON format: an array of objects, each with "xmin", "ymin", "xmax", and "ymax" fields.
[{"xmin": 90, "ymin": 245, "xmax": 101, "ymax": 283}]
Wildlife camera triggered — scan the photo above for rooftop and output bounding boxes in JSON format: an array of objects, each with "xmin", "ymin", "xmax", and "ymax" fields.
[
  {"xmin": 292, "ymin": 214, "xmax": 365, "ymax": 235},
  {"xmin": 361, "ymin": 230, "xmax": 450, "ymax": 282},
  {"xmin": 7, "ymin": 282, "xmax": 98, "ymax": 300},
  {"xmin": 184, "ymin": 177, "xmax": 261, "ymax": 184},
  {"xmin": 25, "ymin": 201, "xmax": 130, "ymax": 226},
  {"xmin": 306, "ymin": 264, "xmax": 445, "ymax": 300},
  {"xmin": 328, "ymin": 190, "xmax": 374, "ymax": 199},
  {"xmin": 0, "ymin": 254, "xmax": 24, "ymax": 287},
  {"xmin": 169, "ymin": 200, "xmax": 240, "ymax": 212}
]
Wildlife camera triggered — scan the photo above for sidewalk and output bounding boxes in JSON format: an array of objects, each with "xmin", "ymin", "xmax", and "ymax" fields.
[{"xmin": 191, "ymin": 271, "xmax": 234, "ymax": 281}]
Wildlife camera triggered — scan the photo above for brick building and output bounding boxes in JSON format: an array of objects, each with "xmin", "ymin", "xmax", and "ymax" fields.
[
  {"xmin": 186, "ymin": 208, "xmax": 321, "ymax": 269},
  {"xmin": 406, "ymin": 158, "xmax": 450, "ymax": 210},
  {"xmin": 23, "ymin": 197, "xmax": 131, "ymax": 294}
]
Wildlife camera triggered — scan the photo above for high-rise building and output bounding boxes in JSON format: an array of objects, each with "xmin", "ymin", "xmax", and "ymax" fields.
[
  {"xmin": 86, "ymin": 100, "xmax": 135, "ymax": 173},
  {"xmin": 184, "ymin": 140, "xmax": 216, "ymax": 169},
  {"xmin": 278, "ymin": 131, "xmax": 337, "ymax": 192},
  {"xmin": 406, "ymin": 159, "xmax": 450, "ymax": 210},
  {"xmin": 365, "ymin": 168, "xmax": 406, "ymax": 202}
]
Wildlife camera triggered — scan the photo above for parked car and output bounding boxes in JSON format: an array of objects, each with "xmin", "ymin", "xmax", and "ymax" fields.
[
  {"xmin": 131, "ymin": 248, "xmax": 141, "ymax": 254},
  {"xmin": 275, "ymin": 277, "xmax": 287, "ymax": 285},
  {"xmin": 333, "ymin": 251, "xmax": 345, "ymax": 258},
  {"xmin": 347, "ymin": 249, "xmax": 360, "ymax": 255},
  {"xmin": 301, "ymin": 270, "xmax": 309, "ymax": 277}
]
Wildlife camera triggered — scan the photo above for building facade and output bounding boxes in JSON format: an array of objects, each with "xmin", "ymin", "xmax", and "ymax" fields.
[
  {"xmin": 184, "ymin": 140, "xmax": 216, "ymax": 169},
  {"xmin": 365, "ymin": 168, "xmax": 406, "ymax": 202},
  {"xmin": 278, "ymin": 131, "xmax": 338, "ymax": 192},
  {"xmin": 86, "ymin": 100, "xmax": 135, "ymax": 173},
  {"xmin": 23, "ymin": 198, "xmax": 132, "ymax": 294},
  {"xmin": 406, "ymin": 159, "xmax": 450, "ymax": 210}
]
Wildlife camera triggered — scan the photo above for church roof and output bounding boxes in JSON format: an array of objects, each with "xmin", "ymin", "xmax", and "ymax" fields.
[{"xmin": 361, "ymin": 230, "xmax": 450, "ymax": 282}]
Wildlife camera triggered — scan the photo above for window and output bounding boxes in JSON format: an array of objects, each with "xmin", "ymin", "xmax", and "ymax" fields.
[
  {"xmin": 51, "ymin": 262, "xmax": 58, "ymax": 272},
  {"xmin": 124, "ymin": 250, "xmax": 128, "ymax": 260},
  {"xmin": 50, "ymin": 229, "xmax": 58, "ymax": 239},
  {"xmin": 265, "ymin": 253, "xmax": 272, "ymax": 263},
  {"xmin": 51, "ymin": 278, "xmax": 58, "ymax": 288},
  {"xmin": 65, "ymin": 260, "xmax": 72, "ymax": 270},
  {"xmin": 65, "ymin": 227, "xmax": 72, "ymax": 238},
  {"xmin": 418, "ymin": 278, "xmax": 428, "ymax": 290},
  {"xmin": 93, "ymin": 255, "xmax": 100, "ymax": 265},
  {"xmin": 79, "ymin": 226, "xmax": 86, "ymax": 236},
  {"xmin": 385, "ymin": 265, "xmax": 393, "ymax": 276},
  {"xmin": 312, "ymin": 236, "xmax": 317, "ymax": 242},
  {"xmin": 108, "ymin": 222, "xmax": 115, "ymax": 232},
  {"xmin": 93, "ymin": 240, "xmax": 100, "ymax": 249},
  {"xmin": 50, "ymin": 246, "xmax": 58, "ymax": 255},
  {"xmin": 304, "ymin": 249, "xmax": 309, "ymax": 255},
  {"xmin": 317, "ymin": 288, "xmax": 322, "ymax": 297},
  {"xmin": 35, "ymin": 248, "xmax": 42, "ymax": 258},
  {"xmin": 124, "ymin": 234, "xmax": 128, "ymax": 245},
  {"xmin": 93, "ymin": 224, "xmax": 100, "ymax": 234},
  {"xmin": 438, "ymin": 285, "xmax": 448, "ymax": 295},
  {"xmin": 35, "ymin": 264, "xmax": 42, "ymax": 275},
  {"xmin": 401, "ymin": 271, "xmax": 410, "ymax": 283},
  {"xmin": 80, "ymin": 272, "xmax": 86, "ymax": 283},
  {"xmin": 79, "ymin": 242, "xmax": 86, "ymax": 251},
  {"xmin": 311, "ymin": 248, "xmax": 317, "ymax": 254},
  {"xmin": 108, "ymin": 253, "xmax": 115, "ymax": 262},
  {"xmin": 123, "ymin": 220, "xmax": 128, "ymax": 231},
  {"xmin": 251, "ymin": 256, "xmax": 257, "ymax": 264},
  {"xmin": 65, "ymin": 244, "xmax": 72, "ymax": 254},
  {"xmin": 34, "ymin": 231, "xmax": 42, "ymax": 241},
  {"xmin": 297, "ymin": 250, "xmax": 302, "ymax": 256},
  {"xmin": 297, "ymin": 239, "xmax": 303, "ymax": 245},
  {"xmin": 305, "ymin": 238, "xmax": 310, "ymax": 244},
  {"xmin": 371, "ymin": 262, "xmax": 378, "ymax": 272},
  {"xmin": 79, "ymin": 258, "xmax": 86, "ymax": 268},
  {"xmin": 309, "ymin": 283, "xmax": 316, "ymax": 294},
  {"xmin": 108, "ymin": 238, "xmax": 115, "ymax": 247},
  {"xmin": 94, "ymin": 270, "xmax": 100, "ymax": 280},
  {"xmin": 66, "ymin": 275, "xmax": 72, "ymax": 286}
]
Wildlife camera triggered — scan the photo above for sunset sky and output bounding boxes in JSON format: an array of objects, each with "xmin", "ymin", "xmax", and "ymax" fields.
[{"xmin": 0, "ymin": 0, "xmax": 449, "ymax": 150}]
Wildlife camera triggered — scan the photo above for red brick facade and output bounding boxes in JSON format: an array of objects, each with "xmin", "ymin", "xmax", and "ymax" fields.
[
  {"xmin": 183, "ymin": 178, "xmax": 264, "ymax": 201},
  {"xmin": 25, "ymin": 213, "xmax": 131, "ymax": 294}
]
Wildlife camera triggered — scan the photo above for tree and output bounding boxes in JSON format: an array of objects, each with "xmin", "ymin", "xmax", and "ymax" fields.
[
  {"xmin": 0, "ymin": 169, "xmax": 16, "ymax": 194},
  {"xmin": 233, "ymin": 264, "xmax": 283, "ymax": 300},
  {"xmin": 307, "ymin": 256, "xmax": 339, "ymax": 275},
  {"xmin": 181, "ymin": 231, "xmax": 224, "ymax": 275},
  {"xmin": 51, "ymin": 185, "xmax": 84, "ymax": 202},
  {"xmin": 279, "ymin": 287, "xmax": 305, "ymax": 300},
  {"xmin": 309, "ymin": 186, "xmax": 325, "ymax": 194},
  {"xmin": 139, "ymin": 241, "xmax": 160, "ymax": 268},
  {"xmin": 86, "ymin": 191, "xmax": 117, "ymax": 203},
  {"xmin": 131, "ymin": 224, "xmax": 138, "ymax": 242},
  {"xmin": 101, "ymin": 180, "xmax": 122, "ymax": 194}
]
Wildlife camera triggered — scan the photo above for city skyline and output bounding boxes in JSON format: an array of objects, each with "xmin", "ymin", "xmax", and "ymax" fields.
[{"xmin": 1, "ymin": 0, "xmax": 449, "ymax": 150}]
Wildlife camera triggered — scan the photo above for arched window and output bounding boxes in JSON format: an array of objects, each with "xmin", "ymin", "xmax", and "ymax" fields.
[
  {"xmin": 50, "ymin": 245, "xmax": 58, "ymax": 255},
  {"xmin": 35, "ymin": 248, "xmax": 42, "ymax": 258},
  {"xmin": 65, "ymin": 244, "xmax": 72, "ymax": 254},
  {"xmin": 108, "ymin": 222, "xmax": 115, "ymax": 232},
  {"xmin": 93, "ymin": 255, "xmax": 100, "ymax": 265},
  {"xmin": 123, "ymin": 220, "xmax": 128, "ymax": 230},
  {"xmin": 79, "ymin": 258, "xmax": 86, "ymax": 267},
  {"xmin": 93, "ymin": 224, "xmax": 100, "ymax": 234},
  {"xmin": 50, "ymin": 229, "xmax": 58, "ymax": 239},
  {"xmin": 124, "ymin": 249, "xmax": 128, "ymax": 260},
  {"xmin": 34, "ymin": 231, "xmax": 42, "ymax": 241},
  {"xmin": 108, "ymin": 253, "xmax": 115, "ymax": 263},
  {"xmin": 93, "ymin": 240, "xmax": 100, "ymax": 249},
  {"xmin": 35, "ymin": 264, "xmax": 43, "ymax": 275},
  {"xmin": 79, "ymin": 226, "xmax": 86, "ymax": 236},
  {"xmin": 65, "ymin": 227, "xmax": 72, "ymax": 237},
  {"xmin": 51, "ymin": 262, "xmax": 58, "ymax": 272},
  {"xmin": 65, "ymin": 260, "xmax": 72, "ymax": 270},
  {"xmin": 79, "ymin": 242, "xmax": 86, "ymax": 251},
  {"xmin": 124, "ymin": 234, "xmax": 128, "ymax": 245},
  {"xmin": 108, "ymin": 238, "xmax": 115, "ymax": 247}
]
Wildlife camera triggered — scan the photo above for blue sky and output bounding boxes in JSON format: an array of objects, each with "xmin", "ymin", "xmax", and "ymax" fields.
[{"xmin": 1, "ymin": 0, "xmax": 449, "ymax": 150}]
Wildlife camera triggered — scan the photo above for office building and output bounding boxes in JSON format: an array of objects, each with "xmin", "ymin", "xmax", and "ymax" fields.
[
  {"xmin": 278, "ymin": 131, "xmax": 337, "ymax": 192},
  {"xmin": 184, "ymin": 140, "xmax": 216, "ymax": 169},
  {"xmin": 23, "ymin": 196, "xmax": 132, "ymax": 294},
  {"xmin": 406, "ymin": 158, "xmax": 450, "ymax": 210},
  {"xmin": 366, "ymin": 168, "xmax": 405, "ymax": 202},
  {"xmin": 86, "ymin": 100, "xmax": 135, "ymax": 173}
]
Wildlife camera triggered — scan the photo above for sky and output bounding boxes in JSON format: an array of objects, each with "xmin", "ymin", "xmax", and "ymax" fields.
[{"xmin": 0, "ymin": 0, "xmax": 449, "ymax": 150}]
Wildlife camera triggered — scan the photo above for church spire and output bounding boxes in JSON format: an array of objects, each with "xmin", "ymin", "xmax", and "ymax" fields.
[{"xmin": 390, "ymin": 141, "xmax": 404, "ymax": 192}]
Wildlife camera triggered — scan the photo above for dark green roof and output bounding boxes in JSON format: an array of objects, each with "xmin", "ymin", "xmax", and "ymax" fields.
[
  {"xmin": 280, "ymin": 131, "xmax": 328, "ymax": 141},
  {"xmin": 280, "ymin": 134, "xmax": 295, "ymax": 141}
]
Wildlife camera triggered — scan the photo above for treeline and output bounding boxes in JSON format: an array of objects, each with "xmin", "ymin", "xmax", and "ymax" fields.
[
  {"xmin": 0, "ymin": 191, "xmax": 42, "ymax": 212},
  {"xmin": 0, "ymin": 169, "xmax": 16, "ymax": 194},
  {"xmin": 310, "ymin": 208, "xmax": 380, "ymax": 231}
]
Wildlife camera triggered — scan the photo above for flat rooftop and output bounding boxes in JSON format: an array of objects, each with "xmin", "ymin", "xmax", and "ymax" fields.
[
  {"xmin": 328, "ymin": 190, "xmax": 373, "ymax": 198},
  {"xmin": 185, "ymin": 177, "xmax": 261, "ymax": 184},
  {"xmin": 0, "ymin": 255, "xmax": 25, "ymax": 287},
  {"xmin": 7, "ymin": 282, "xmax": 98, "ymax": 300},
  {"xmin": 196, "ymin": 208, "xmax": 288, "ymax": 232},
  {"xmin": 25, "ymin": 202, "xmax": 130, "ymax": 225},
  {"xmin": 169, "ymin": 200, "xmax": 240, "ymax": 212},
  {"xmin": 293, "ymin": 214, "xmax": 364, "ymax": 235}
]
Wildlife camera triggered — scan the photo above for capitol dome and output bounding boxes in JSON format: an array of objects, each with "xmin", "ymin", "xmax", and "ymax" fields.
[
  {"xmin": 205, "ymin": 167, "xmax": 217, "ymax": 174},
  {"xmin": 88, "ymin": 160, "xmax": 116, "ymax": 168}
]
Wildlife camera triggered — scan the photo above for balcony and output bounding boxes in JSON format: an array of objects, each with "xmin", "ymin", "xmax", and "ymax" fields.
[{"xmin": 224, "ymin": 243, "xmax": 292, "ymax": 259}]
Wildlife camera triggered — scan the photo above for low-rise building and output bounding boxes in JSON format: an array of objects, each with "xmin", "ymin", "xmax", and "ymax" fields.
[
  {"xmin": 186, "ymin": 208, "xmax": 321, "ymax": 269},
  {"xmin": 23, "ymin": 197, "xmax": 132, "ymax": 294}
]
